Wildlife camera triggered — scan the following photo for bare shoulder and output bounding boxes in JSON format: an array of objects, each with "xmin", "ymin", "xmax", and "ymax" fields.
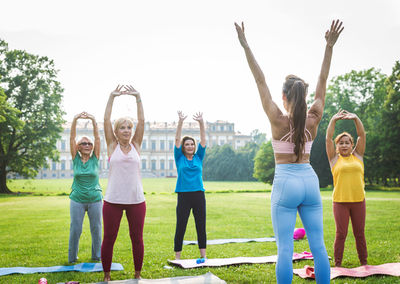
[
  {"xmin": 352, "ymin": 151, "xmax": 364, "ymax": 162},
  {"xmin": 271, "ymin": 114, "xmax": 291, "ymax": 140},
  {"xmin": 107, "ymin": 141, "xmax": 118, "ymax": 158},
  {"xmin": 330, "ymin": 154, "xmax": 339, "ymax": 169},
  {"xmin": 305, "ymin": 114, "xmax": 321, "ymax": 139}
]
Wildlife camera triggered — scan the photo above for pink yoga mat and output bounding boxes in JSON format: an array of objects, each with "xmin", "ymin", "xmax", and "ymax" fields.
[{"xmin": 293, "ymin": 263, "xmax": 400, "ymax": 279}]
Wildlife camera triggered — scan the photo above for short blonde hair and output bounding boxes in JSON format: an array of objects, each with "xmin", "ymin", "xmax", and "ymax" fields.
[
  {"xmin": 114, "ymin": 117, "xmax": 134, "ymax": 134},
  {"xmin": 76, "ymin": 135, "xmax": 93, "ymax": 145},
  {"xmin": 334, "ymin": 132, "xmax": 354, "ymax": 145}
]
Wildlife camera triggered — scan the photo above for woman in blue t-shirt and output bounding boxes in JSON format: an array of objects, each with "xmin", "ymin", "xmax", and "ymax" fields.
[
  {"xmin": 68, "ymin": 111, "xmax": 102, "ymax": 263},
  {"xmin": 174, "ymin": 111, "xmax": 207, "ymax": 260}
]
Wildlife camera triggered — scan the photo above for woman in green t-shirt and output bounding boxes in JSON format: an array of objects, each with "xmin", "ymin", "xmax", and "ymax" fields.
[{"xmin": 68, "ymin": 112, "xmax": 102, "ymax": 263}]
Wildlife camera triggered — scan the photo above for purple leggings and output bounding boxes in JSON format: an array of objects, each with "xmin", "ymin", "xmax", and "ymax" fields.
[{"xmin": 101, "ymin": 201, "xmax": 146, "ymax": 272}]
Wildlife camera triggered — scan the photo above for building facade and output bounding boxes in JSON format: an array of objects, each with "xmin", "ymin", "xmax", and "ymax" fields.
[{"xmin": 36, "ymin": 120, "xmax": 252, "ymax": 179}]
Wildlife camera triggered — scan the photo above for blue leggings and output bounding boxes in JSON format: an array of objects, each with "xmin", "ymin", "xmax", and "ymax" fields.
[{"xmin": 271, "ymin": 164, "xmax": 330, "ymax": 284}]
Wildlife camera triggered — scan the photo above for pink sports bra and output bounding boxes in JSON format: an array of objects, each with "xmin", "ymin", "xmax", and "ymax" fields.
[{"xmin": 271, "ymin": 123, "xmax": 313, "ymax": 154}]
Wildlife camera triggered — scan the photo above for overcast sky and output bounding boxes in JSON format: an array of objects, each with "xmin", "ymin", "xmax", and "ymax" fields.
[{"xmin": 2, "ymin": 0, "xmax": 399, "ymax": 136}]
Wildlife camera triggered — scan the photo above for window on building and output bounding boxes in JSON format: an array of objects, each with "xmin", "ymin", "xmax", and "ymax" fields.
[
  {"xmin": 169, "ymin": 141, "xmax": 174, "ymax": 150},
  {"xmin": 220, "ymin": 140, "xmax": 225, "ymax": 145},
  {"xmin": 151, "ymin": 140, "xmax": 156, "ymax": 151},
  {"xmin": 142, "ymin": 140, "xmax": 147, "ymax": 150},
  {"xmin": 220, "ymin": 126, "xmax": 224, "ymax": 131},
  {"xmin": 151, "ymin": 160, "xmax": 156, "ymax": 170},
  {"xmin": 160, "ymin": 140, "xmax": 165, "ymax": 151},
  {"xmin": 161, "ymin": 173, "xmax": 164, "ymax": 177},
  {"xmin": 169, "ymin": 160, "xmax": 174, "ymax": 170},
  {"xmin": 142, "ymin": 159, "xmax": 147, "ymax": 170},
  {"xmin": 52, "ymin": 161, "xmax": 57, "ymax": 170},
  {"xmin": 70, "ymin": 160, "xmax": 73, "ymax": 170},
  {"xmin": 61, "ymin": 160, "xmax": 66, "ymax": 170},
  {"xmin": 61, "ymin": 140, "xmax": 66, "ymax": 151},
  {"xmin": 160, "ymin": 160, "xmax": 165, "ymax": 170}
]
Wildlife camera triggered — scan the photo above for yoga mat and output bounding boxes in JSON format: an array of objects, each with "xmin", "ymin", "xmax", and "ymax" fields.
[
  {"xmin": 183, "ymin": 237, "xmax": 276, "ymax": 245},
  {"xmin": 168, "ymin": 252, "xmax": 313, "ymax": 269},
  {"xmin": 0, "ymin": 262, "xmax": 123, "ymax": 276},
  {"xmin": 92, "ymin": 272, "xmax": 226, "ymax": 284},
  {"xmin": 293, "ymin": 263, "xmax": 400, "ymax": 279}
]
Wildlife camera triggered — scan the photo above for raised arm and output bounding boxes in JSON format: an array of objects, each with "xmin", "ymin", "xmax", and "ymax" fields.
[
  {"xmin": 85, "ymin": 113, "xmax": 100, "ymax": 159},
  {"xmin": 104, "ymin": 85, "xmax": 123, "ymax": 156},
  {"xmin": 343, "ymin": 111, "xmax": 366, "ymax": 158},
  {"xmin": 175, "ymin": 111, "xmax": 187, "ymax": 148},
  {"xmin": 326, "ymin": 110, "xmax": 345, "ymax": 163},
  {"xmin": 124, "ymin": 85, "xmax": 144, "ymax": 152},
  {"xmin": 193, "ymin": 112, "xmax": 206, "ymax": 147},
  {"xmin": 70, "ymin": 113, "xmax": 82, "ymax": 160},
  {"xmin": 309, "ymin": 20, "xmax": 344, "ymax": 123},
  {"xmin": 234, "ymin": 22, "xmax": 282, "ymax": 123}
]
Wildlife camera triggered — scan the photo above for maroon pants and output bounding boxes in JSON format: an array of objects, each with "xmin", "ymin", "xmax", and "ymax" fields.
[
  {"xmin": 333, "ymin": 199, "xmax": 367, "ymax": 266},
  {"xmin": 101, "ymin": 201, "xmax": 146, "ymax": 272}
]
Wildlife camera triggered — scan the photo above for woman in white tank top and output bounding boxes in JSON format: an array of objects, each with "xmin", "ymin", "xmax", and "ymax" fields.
[{"xmin": 101, "ymin": 85, "xmax": 146, "ymax": 281}]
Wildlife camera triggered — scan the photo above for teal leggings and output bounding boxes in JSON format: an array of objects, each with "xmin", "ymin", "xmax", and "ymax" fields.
[{"xmin": 271, "ymin": 164, "xmax": 330, "ymax": 284}]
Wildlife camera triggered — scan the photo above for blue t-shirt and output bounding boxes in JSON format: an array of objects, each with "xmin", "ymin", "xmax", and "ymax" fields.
[{"xmin": 174, "ymin": 144, "xmax": 206, "ymax": 192}]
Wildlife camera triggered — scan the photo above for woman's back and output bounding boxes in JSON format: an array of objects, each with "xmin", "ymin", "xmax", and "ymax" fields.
[{"xmin": 271, "ymin": 113, "xmax": 319, "ymax": 164}]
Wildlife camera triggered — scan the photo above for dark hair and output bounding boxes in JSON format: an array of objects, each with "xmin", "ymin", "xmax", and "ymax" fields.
[
  {"xmin": 283, "ymin": 75, "xmax": 308, "ymax": 162},
  {"xmin": 181, "ymin": 136, "xmax": 196, "ymax": 156}
]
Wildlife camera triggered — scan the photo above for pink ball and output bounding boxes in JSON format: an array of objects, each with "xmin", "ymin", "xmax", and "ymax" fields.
[{"xmin": 293, "ymin": 228, "xmax": 306, "ymax": 240}]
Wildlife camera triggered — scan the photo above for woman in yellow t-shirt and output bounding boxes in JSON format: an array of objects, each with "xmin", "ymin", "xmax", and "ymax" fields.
[{"xmin": 326, "ymin": 110, "xmax": 367, "ymax": 267}]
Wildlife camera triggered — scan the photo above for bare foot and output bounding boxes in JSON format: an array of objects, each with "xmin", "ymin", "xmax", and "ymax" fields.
[
  {"xmin": 175, "ymin": 251, "xmax": 181, "ymax": 260},
  {"xmin": 103, "ymin": 272, "xmax": 111, "ymax": 282},
  {"xmin": 134, "ymin": 270, "xmax": 141, "ymax": 279},
  {"xmin": 200, "ymin": 248, "xmax": 206, "ymax": 258}
]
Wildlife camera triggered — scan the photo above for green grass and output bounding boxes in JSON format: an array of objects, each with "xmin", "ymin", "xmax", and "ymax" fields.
[
  {"xmin": 0, "ymin": 179, "xmax": 399, "ymax": 283},
  {"xmin": 6, "ymin": 178, "xmax": 271, "ymax": 195}
]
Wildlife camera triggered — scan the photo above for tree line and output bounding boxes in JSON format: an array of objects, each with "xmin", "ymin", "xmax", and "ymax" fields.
[
  {"xmin": 0, "ymin": 37, "xmax": 399, "ymax": 193},
  {"xmin": 213, "ymin": 63, "xmax": 400, "ymax": 187}
]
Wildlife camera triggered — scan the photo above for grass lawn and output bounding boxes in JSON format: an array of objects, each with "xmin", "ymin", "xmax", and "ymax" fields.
[{"xmin": 0, "ymin": 179, "xmax": 399, "ymax": 283}]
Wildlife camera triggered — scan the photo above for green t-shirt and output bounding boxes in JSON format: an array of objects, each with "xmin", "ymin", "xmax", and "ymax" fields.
[{"xmin": 70, "ymin": 154, "xmax": 102, "ymax": 203}]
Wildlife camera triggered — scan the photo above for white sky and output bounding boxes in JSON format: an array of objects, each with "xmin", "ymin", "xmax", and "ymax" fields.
[{"xmin": 1, "ymin": 0, "xmax": 399, "ymax": 136}]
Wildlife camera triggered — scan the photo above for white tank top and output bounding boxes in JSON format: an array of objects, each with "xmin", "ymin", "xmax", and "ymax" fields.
[{"xmin": 104, "ymin": 143, "xmax": 145, "ymax": 204}]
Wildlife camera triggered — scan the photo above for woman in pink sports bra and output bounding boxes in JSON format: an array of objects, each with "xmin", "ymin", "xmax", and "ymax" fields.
[
  {"xmin": 101, "ymin": 85, "xmax": 146, "ymax": 281},
  {"xmin": 235, "ymin": 20, "xmax": 343, "ymax": 283}
]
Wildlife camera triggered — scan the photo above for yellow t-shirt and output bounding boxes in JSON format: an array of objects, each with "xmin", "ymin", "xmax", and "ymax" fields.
[{"xmin": 332, "ymin": 154, "xmax": 365, "ymax": 202}]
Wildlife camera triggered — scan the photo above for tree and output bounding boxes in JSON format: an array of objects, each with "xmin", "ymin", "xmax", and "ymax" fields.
[
  {"xmin": 0, "ymin": 39, "xmax": 65, "ymax": 193},
  {"xmin": 382, "ymin": 61, "xmax": 400, "ymax": 185},
  {"xmin": 309, "ymin": 68, "xmax": 387, "ymax": 187},
  {"xmin": 250, "ymin": 129, "xmax": 267, "ymax": 145},
  {"xmin": 253, "ymin": 141, "xmax": 275, "ymax": 184},
  {"xmin": 203, "ymin": 142, "xmax": 259, "ymax": 181}
]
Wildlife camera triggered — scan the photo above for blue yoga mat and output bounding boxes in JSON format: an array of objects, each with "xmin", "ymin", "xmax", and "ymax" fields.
[
  {"xmin": 0, "ymin": 262, "xmax": 123, "ymax": 276},
  {"xmin": 183, "ymin": 237, "xmax": 276, "ymax": 245}
]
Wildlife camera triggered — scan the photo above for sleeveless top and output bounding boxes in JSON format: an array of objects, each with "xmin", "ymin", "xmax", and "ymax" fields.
[
  {"xmin": 104, "ymin": 143, "xmax": 145, "ymax": 204},
  {"xmin": 332, "ymin": 154, "xmax": 365, "ymax": 202},
  {"xmin": 70, "ymin": 154, "xmax": 102, "ymax": 203},
  {"xmin": 271, "ymin": 122, "xmax": 313, "ymax": 154}
]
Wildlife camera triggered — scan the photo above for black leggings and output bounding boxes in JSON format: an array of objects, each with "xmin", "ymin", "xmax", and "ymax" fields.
[{"xmin": 174, "ymin": 191, "xmax": 206, "ymax": 252}]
